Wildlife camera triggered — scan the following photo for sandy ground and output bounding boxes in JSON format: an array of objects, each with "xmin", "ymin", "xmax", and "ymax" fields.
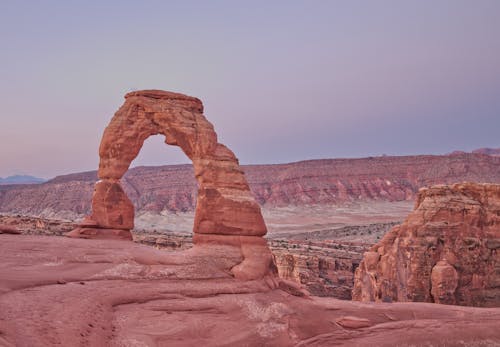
[{"xmin": 134, "ymin": 201, "xmax": 413, "ymax": 236}]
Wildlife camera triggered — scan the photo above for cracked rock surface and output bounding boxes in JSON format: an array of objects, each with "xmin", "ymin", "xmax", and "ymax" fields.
[{"xmin": 1, "ymin": 234, "xmax": 500, "ymax": 346}]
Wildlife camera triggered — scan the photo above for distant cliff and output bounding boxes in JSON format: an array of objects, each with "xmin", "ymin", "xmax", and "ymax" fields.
[
  {"xmin": 0, "ymin": 153, "xmax": 499, "ymax": 218},
  {"xmin": 472, "ymin": 147, "xmax": 500, "ymax": 157},
  {"xmin": 352, "ymin": 182, "xmax": 500, "ymax": 307},
  {"xmin": 0, "ymin": 175, "xmax": 46, "ymax": 185}
]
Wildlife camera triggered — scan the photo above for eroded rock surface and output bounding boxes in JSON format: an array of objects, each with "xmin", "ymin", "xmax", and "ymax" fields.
[
  {"xmin": 1, "ymin": 153, "xmax": 499, "ymax": 220},
  {"xmin": 67, "ymin": 90, "xmax": 272, "ymax": 280},
  {"xmin": 0, "ymin": 215, "xmax": 75, "ymax": 236},
  {"xmin": 0, "ymin": 224, "xmax": 20, "ymax": 234},
  {"xmin": 271, "ymin": 239, "xmax": 367, "ymax": 299},
  {"xmin": 69, "ymin": 90, "xmax": 266, "ymax": 239},
  {"xmin": 1, "ymin": 234, "xmax": 500, "ymax": 346},
  {"xmin": 0, "ymin": 215, "xmax": 380, "ymax": 299},
  {"xmin": 353, "ymin": 182, "xmax": 500, "ymax": 307}
]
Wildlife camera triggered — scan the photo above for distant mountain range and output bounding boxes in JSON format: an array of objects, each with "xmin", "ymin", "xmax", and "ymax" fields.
[
  {"xmin": 472, "ymin": 147, "xmax": 500, "ymax": 157},
  {"xmin": 0, "ymin": 175, "xmax": 46, "ymax": 185},
  {"xmin": 449, "ymin": 147, "xmax": 500, "ymax": 157},
  {"xmin": 0, "ymin": 151, "xmax": 498, "ymax": 220}
]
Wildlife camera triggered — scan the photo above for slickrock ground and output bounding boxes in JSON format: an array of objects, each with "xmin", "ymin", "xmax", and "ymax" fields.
[
  {"xmin": 353, "ymin": 183, "xmax": 500, "ymax": 307},
  {"xmin": 2, "ymin": 234, "xmax": 500, "ymax": 347},
  {"xmin": 135, "ymin": 231, "xmax": 371, "ymax": 299},
  {"xmin": 0, "ymin": 214, "xmax": 397, "ymax": 299}
]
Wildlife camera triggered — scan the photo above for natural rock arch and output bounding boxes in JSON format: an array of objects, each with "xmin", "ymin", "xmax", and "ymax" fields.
[{"xmin": 68, "ymin": 90, "xmax": 273, "ymax": 279}]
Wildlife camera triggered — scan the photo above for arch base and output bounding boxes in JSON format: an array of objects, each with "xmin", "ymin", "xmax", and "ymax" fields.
[
  {"xmin": 66, "ymin": 227, "xmax": 133, "ymax": 241},
  {"xmin": 192, "ymin": 233, "xmax": 277, "ymax": 280},
  {"xmin": 65, "ymin": 90, "xmax": 275, "ymax": 281}
]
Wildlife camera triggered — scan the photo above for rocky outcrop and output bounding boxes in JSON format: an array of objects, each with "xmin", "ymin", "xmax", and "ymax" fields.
[
  {"xmin": 2, "ymin": 234, "xmax": 500, "ymax": 346},
  {"xmin": 140, "ymin": 231, "xmax": 371, "ymax": 299},
  {"xmin": 0, "ymin": 214, "xmax": 389, "ymax": 299},
  {"xmin": 353, "ymin": 182, "xmax": 500, "ymax": 307},
  {"xmin": 271, "ymin": 239, "xmax": 367, "ymax": 299},
  {"xmin": 1, "ymin": 153, "xmax": 499, "ymax": 219},
  {"xmin": 0, "ymin": 224, "xmax": 20, "ymax": 234},
  {"xmin": 3, "ymin": 210, "xmax": 498, "ymax": 304},
  {"xmin": 0, "ymin": 215, "xmax": 75, "ymax": 236},
  {"xmin": 68, "ymin": 90, "xmax": 272, "ymax": 281}
]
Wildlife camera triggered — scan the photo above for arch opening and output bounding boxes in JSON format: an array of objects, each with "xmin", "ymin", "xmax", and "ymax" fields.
[
  {"xmin": 68, "ymin": 90, "xmax": 273, "ymax": 280},
  {"xmin": 125, "ymin": 134, "xmax": 195, "ymax": 235},
  {"xmin": 130, "ymin": 134, "xmax": 190, "ymax": 168}
]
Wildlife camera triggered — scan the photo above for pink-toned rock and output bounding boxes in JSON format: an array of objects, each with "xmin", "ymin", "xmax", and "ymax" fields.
[
  {"xmin": 74, "ymin": 90, "xmax": 266, "ymax": 237},
  {"xmin": 0, "ymin": 224, "xmax": 21, "ymax": 234},
  {"xmin": 68, "ymin": 90, "xmax": 270, "ymax": 279},
  {"xmin": 271, "ymin": 239, "xmax": 367, "ymax": 299},
  {"xmin": 2, "ymin": 234, "xmax": 500, "ymax": 346},
  {"xmin": 431, "ymin": 260, "xmax": 459, "ymax": 305},
  {"xmin": 353, "ymin": 182, "xmax": 500, "ymax": 307},
  {"xmin": 335, "ymin": 316, "xmax": 373, "ymax": 329},
  {"xmin": 1, "ymin": 153, "xmax": 499, "ymax": 218},
  {"xmin": 192, "ymin": 233, "xmax": 275, "ymax": 281},
  {"xmin": 66, "ymin": 227, "xmax": 133, "ymax": 241},
  {"xmin": 89, "ymin": 180, "xmax": 134, "ymax": 230}
]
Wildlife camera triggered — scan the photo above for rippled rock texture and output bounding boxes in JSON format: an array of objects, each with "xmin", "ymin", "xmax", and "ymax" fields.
[
  {"xmin": 2, "ymin": 234, "xmax": 500, "ymax": 346},
  {"xmin": 353, "ymin": 182, "xmax": 500, "ymax": 307}
]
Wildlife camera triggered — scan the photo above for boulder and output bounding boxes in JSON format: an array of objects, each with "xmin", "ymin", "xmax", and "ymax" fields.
[{"xmin": 0, "ymin": 224, "xmax": 21, "ymax": 234}]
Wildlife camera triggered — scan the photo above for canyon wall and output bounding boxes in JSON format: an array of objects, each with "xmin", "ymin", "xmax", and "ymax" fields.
[
  {"xmin": 270, "ymin": 239, "xmax": 367, "ymax": 299},
  {"xmin": 352, "ymin": 182, "xmax": 500, "ymax": 307},
  {"xmin": 1, "ymin": 153, "xmax": 499, "ymax": 219}
]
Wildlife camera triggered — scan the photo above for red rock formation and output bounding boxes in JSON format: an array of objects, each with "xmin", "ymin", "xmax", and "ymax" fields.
[
  {"xmin": 430, "ymin": 260, "xmax": 459, "ymax": 305},
  {"xmin": 67, "ymin": 90, "xmax": 271, "ymax": 280},
  {"xmin": 352, "ymin": 182, "xmax": 500, "ymax": 307},
  {"xmin": 1, "ymin": 213, "xmax": 383, "ymax": 299},
  {"xmin": 271, "ymin": 239, "xmax": 367, "ymax": 299},
  {"xmin": 1, "ymin": 234, "xmax": 500, "ymax": 346},
  {"xmin": 0, "ymin": 215, "xmax": 75, "ymax": 236},
  {"xmin": 0, "ymin": 224, "xmax": 20, "ymax": 234},
  {"xmin": 1, "ymin": 153, "xmax": 499, "ymax": 219},
  {"xmin": 0, "ymin": 214, "xmax": 367, "ymax": 298}
]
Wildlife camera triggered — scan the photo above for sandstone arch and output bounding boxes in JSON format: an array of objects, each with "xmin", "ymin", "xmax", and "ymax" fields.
[{"xmin": 68, "ymin": 90, "xmax": 272, "ymax": 279}]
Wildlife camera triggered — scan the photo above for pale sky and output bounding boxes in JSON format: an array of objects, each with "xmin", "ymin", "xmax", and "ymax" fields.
[{"xmin": 1, "ymin": 1, "xmax": 499, "ymax": 178}]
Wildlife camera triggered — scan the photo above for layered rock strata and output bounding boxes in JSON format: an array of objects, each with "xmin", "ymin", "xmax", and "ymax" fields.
[
  {"xmin": 67, "ymin": 90, "xmax": 272, "ymax": 280},
  {"xmin": 135, "ymin": 231, "xmax": 370, "ymax": 299},
  {"xmin": 353, "ymin": 182, "xmax": 500, "ymax": 307},
  {"xmin": 1, "ymin": 152, "xmax": 499, "ymax": 219},
  {"xmin": 0, "ymin": 215, "xmax": 74, "ymax": 236},
  {"xmin": 271, "ymin": 239, "xmax": 367, "ymax": 299}
]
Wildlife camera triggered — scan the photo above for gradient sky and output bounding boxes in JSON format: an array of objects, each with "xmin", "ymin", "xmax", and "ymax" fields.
[{"xmin": 1, "ymin": 1, "xmax": 499, "ymax": 178}]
